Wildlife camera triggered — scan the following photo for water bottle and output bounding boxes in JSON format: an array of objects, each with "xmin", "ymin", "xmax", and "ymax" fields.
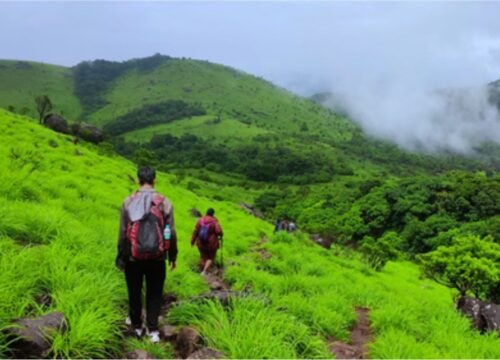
[{"xmin": 163, "ymin": 224, "xmax": 171, "ymax": 240}]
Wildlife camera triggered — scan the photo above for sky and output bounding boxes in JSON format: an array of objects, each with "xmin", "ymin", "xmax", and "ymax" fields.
[{"xmin": 2, "ymin": 1, "xmax": 500, "ymax": 152}]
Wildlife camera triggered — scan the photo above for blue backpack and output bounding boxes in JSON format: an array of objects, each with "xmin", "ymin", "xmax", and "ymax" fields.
[{"xmin": 199, "ymin": 220, "xmax": 212, "ymax": 245}]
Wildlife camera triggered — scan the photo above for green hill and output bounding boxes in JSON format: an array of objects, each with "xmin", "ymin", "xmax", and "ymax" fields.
[
  {"xmin": 0, "ymin": 60, "xmax": 81, "ymax": 120},
  {"xmin": 1, "ymin": 110, "xmax": 499, "ymax": 358},
  {"xmin": 1, "ymin": 55, "xmax": 499, "ymax": 253},
  {"xmin": 1, "ymin": 55, "xmax": 496, "ymax": 183}
]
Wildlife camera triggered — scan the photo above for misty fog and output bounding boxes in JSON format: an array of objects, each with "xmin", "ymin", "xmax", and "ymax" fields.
[
  {"xmin": 2, "ymin": 2, "xmax": 500, "ymax": 154},
  {"xmin": 322, "ymin": 83, "xmax": 500, "ymax": 154}
]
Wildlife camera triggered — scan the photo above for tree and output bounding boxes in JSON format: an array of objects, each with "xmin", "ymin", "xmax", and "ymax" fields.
[
  {"xmin": 359, "ymin": 232, "xmax": 400, "ymax": 271},
  {"xmin": 35, "ymin": 95, "xmax": 53, "ymax": 124},
  {"xmin": 134, "ymin": 147, "xmax": 157, "ymax": 167},
  {"xmin": 418, "ymin": 235, "xmax": 500, "ymax": 302}
]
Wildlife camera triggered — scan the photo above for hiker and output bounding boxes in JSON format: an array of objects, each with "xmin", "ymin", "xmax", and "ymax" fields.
[
  {"xmin": 191, "ymin": 208, "xmax": 223, "ymax": 275},
  {"xmin": 288, "ymin": 221, "xmax": 297, "ymax": 232},
  {"xmin": 115, "ymin": 166, "xmax": 177, "ymax": 343},
  {"xmin": 273, "ymin": 218, "xmax": 282, "ymax": 233},
  {"xmin": 280, "ymin": 218, "xmax": 290, "ymax": 232}
]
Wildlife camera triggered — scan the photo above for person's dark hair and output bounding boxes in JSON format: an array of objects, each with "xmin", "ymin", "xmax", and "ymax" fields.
[
  {"xmin": 206, "ymin": 208, "xmax": 215, "ymax": 216},
  {"xmin": 137, "ymin": 166, "xmax": 156, "ymax": 185}
]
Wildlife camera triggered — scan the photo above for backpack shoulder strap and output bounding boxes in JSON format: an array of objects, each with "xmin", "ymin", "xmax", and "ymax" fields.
[
  {"xmin": 152, "ymin": 194, "xmax": 165, "ymax": 206},
  {"xmin": 151, "ymin": 194, "xmax": 166, "ymax": 228},
  {"xmin": 124, "ymin": 192, "xmax": 139, "ymax": 213}
]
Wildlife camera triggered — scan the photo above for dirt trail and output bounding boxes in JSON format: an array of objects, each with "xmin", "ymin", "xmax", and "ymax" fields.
[
  {"xmin": 122, "ymin": 267, "xmax": 231, "ymax": 359},
  {"xmin": 329, "ymin": 307, "xmax": 373, "ymax": 359}
]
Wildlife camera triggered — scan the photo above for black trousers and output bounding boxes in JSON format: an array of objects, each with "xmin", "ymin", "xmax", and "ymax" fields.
[{"xmin": 125, "ymin": 260, "xmax": 165, "ymax": 331}]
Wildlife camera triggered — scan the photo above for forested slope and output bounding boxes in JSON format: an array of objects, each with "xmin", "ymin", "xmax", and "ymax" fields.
[{"xmin": 0, "ymin": 110, "xmax": 499, "ymax": 358}]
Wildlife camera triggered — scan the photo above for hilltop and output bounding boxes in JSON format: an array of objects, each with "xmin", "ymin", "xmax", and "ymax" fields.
[
  {"xmin": 0, "ymin": 110, "xmax": 498, "ymax": 358},
  {"xmin": 1, "ymin": 55, "xmax": 496, "ymax": 188}
]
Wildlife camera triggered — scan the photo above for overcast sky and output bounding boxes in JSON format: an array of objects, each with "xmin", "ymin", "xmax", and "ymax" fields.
[
  {"xmin": 2, "ymin": 1, "xmax": 500, "ymax": 152},
  {"xmin": 2, "ymin": 1, "xmax": 500, "ymax": 94}
]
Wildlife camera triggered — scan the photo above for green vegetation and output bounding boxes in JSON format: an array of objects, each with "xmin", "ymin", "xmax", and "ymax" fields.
[
  {"xmin": 35, "ymin": 95, "xmax": 53, "ymax": 124},
  {"xmin": 104, "ymin": 100, "xmax": 206, "ymax": 136},
  {"xmin": 0, "ymin": 60, "xmax": 82, "ymax": 120},
  {"xmin": 0, "ymin": 110, "xmax": 268, "ymax": 357},
  {"xmin": 419, "ymin": 235, "xmax": 500, "ymax": 302},
  {"xmin": 115, "ymin": 133, "xmax": 347, "ymax": 183},
  {"xmin": 1, "ymin": 55, "xmax": 497, "ymax": 186},
  {"xmin": 1, "ymin": 53, "xmax": 500, "ymax": 358},
  {"xmin": 0, "ymin": 110, "xmax": 498, "ymax": 359},
  {"xmin": 73, "ymin": 54, "xmax": 171, "ymax": 116},
  {"xmin": 123, "ymin": 115, "xmax": 271, "ymax": 144},
  {"xmin": 263, "ymin": 172, "xmax": 500, "ymax": 255}
]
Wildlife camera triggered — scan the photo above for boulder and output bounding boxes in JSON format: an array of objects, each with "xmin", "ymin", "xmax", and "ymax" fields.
[
  {"xmin": 256, "ymin": 248, "xmax": 272, "ymax": 260},
  {"xmin": 457, "ymin": 295, "xmax": 500, "ymax": 334},
  {"xmin": 161, "ymin": 293, "xmax": 178, "ymax": 313},
  {"xmin": 238, "ymin": 203, "xmax": 265, "ymax": 219},
  {"xmin": 190, "ymin": 208, "xmax": 202, "ymax": 218},
  {"xmin": 124, "ymin": 349, "xmax": 156, "ymax": 359},
  {"xmin": 203, "ymin": 273, "xmax": 227, "ymax": 291},
  {"xmin": 71, "ymin": 123, "xmax": 104, "ymax": 144},
  {"xmin": 175, "ymin": 326, "xmax": 203, "ymax": 359},
  {"xmin": 208, "ymin": 280, "xmax": 226, "ymax": 291},
  {"xmin": 481, "ymin": 302, "xmax": 500, "ymax": 334},
  {"xmin": 6, "ymin": 311, "xmax": 67, "ymax": 358},
  {"xmin": 457, "ymin": 296, "xmax": 486, "ymax": 331},
  {"xmin": 43, "ymin": 114, "xmax": 69, "ymax": 134},
  {"xmin": 188, "ymin": 347, "xmax": 224, "ymax": 359},
  {"xmin": 310, "ymin": 234, "xmax": 333, "ymax": 249},
  {"xmin": 160, "ymin": 324, "xmax": 178, "ymax": 341},
  {"xmin": 199, "ymin": 290, "xmax": 240, "ymax": 307},
  {"xmin": 329, "ymin": 341, "xmax": 361, "ymax": 359}
]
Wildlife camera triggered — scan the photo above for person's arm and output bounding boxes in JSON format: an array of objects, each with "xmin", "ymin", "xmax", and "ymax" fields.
[
  {"xmin": 116, "ymin": 201, "xmax": 129, "ymax": 270},
  {"xmin": 215, "ymin": 219, "xmax": 223, "ymax": 240},
  {"xmin": 163, "ymin": 200, "xmax": 177, "ymax": 266},
  {"xmin": 191, "ymin": 219, "xmax": 201, "ymax": 246}
]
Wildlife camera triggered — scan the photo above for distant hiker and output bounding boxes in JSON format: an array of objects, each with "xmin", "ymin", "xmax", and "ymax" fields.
[
  {"xmin": 274, "ymin": 218, "xmax": 282, "ymax": 233},
  {"xmin": 191, "ymin": 208, "xmax": 223, "ymax": 275},
  {"xmin": 116, "ymin": 166, "xmax": 177, "ymax": 343},
  {"xmin": 280, "ymin": 219, "xmax": 290, "ymax": 232},
  {"xmin": 288, "ymin": 221, "xmax": 297, "ymax": 232}
]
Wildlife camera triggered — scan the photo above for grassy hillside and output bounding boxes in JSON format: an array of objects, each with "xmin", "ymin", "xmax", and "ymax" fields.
[
  {"xmin": 1, "ymin": 55, "xmax": 495, "ymax": 184},
  {"xmin": 0, "ymin": 109, "xmax": 270, "ymax": 357},
  {"xmin": 1, "ymin": 110, "xmax": 499, "ymax": 358},
  {"xmin": 0, "ymin": 60, "xmax": 81, "ymax": 120},
  {"xmin": 123, "ymin": 115, "xmax": 272, "ymax": 145},
  {"xmin": 87, "ymin": 59, "xmax": 354, "ymax": 140}
]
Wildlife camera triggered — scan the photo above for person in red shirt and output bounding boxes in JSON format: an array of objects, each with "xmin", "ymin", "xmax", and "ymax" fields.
[{"xmin": 191, "ymin": 208, "xmax": 223, "ymax": 275}]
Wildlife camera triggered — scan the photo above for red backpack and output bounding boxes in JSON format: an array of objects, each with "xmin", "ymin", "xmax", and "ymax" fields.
[{"xmin": 126, "ymin": 194, "xmax": 170, "ymax": 260}]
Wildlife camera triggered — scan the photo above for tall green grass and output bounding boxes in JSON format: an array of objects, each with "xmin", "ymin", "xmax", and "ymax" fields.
[
  {"xmin": 0, "ymin": 110, "xmax": 271, "ymax": 357},
  {"xmin": 222, "ymin": 232, "xmax": 500, "ymax": 358},
  {"xmin": 0, "ymin": 110, "xmax": 498, "ymax": 358},
  {"xmin": 168, "ymin": 298, "xmax": 331, "ymax": 359}
]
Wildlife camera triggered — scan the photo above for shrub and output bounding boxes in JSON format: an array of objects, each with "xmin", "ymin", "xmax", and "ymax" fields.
[
  {"xmin": 359, "ymin": 232, "xmax": 400, "ymax": 271},
  {"xmin": 418, "ymin": 235, "xmax": 500, "ymax": 302}
]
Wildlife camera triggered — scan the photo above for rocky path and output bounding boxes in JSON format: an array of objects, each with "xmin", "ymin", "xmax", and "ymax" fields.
[
  {"xmin": 329, "ymin": 307, "xmax": 373, "ymax": 359},
  {"xmin": 124, "ymin": 266, "xmax": 233, "ymax": 360}
]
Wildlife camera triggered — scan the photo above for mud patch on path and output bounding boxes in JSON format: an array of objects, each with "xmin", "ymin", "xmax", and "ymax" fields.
[{"xmin": 329, "ymin": 307, "xmax": 373, "ymax": 359}]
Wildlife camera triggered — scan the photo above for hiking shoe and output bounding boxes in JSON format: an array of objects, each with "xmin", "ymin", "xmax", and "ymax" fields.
[
  {"xmin": 147, "ymin": 330, "xmax": 161, "ymax": 343},
  {"xmin": 201, "ymin": 271, "xmax": 207, "ymax": 276},
  {"xmin": 134, "ymin": 327, "xmax": 144, "ymax": 338},
  {"xmin": 125, "ymin": 316, "xmax": 131, "ymax": 326}
]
